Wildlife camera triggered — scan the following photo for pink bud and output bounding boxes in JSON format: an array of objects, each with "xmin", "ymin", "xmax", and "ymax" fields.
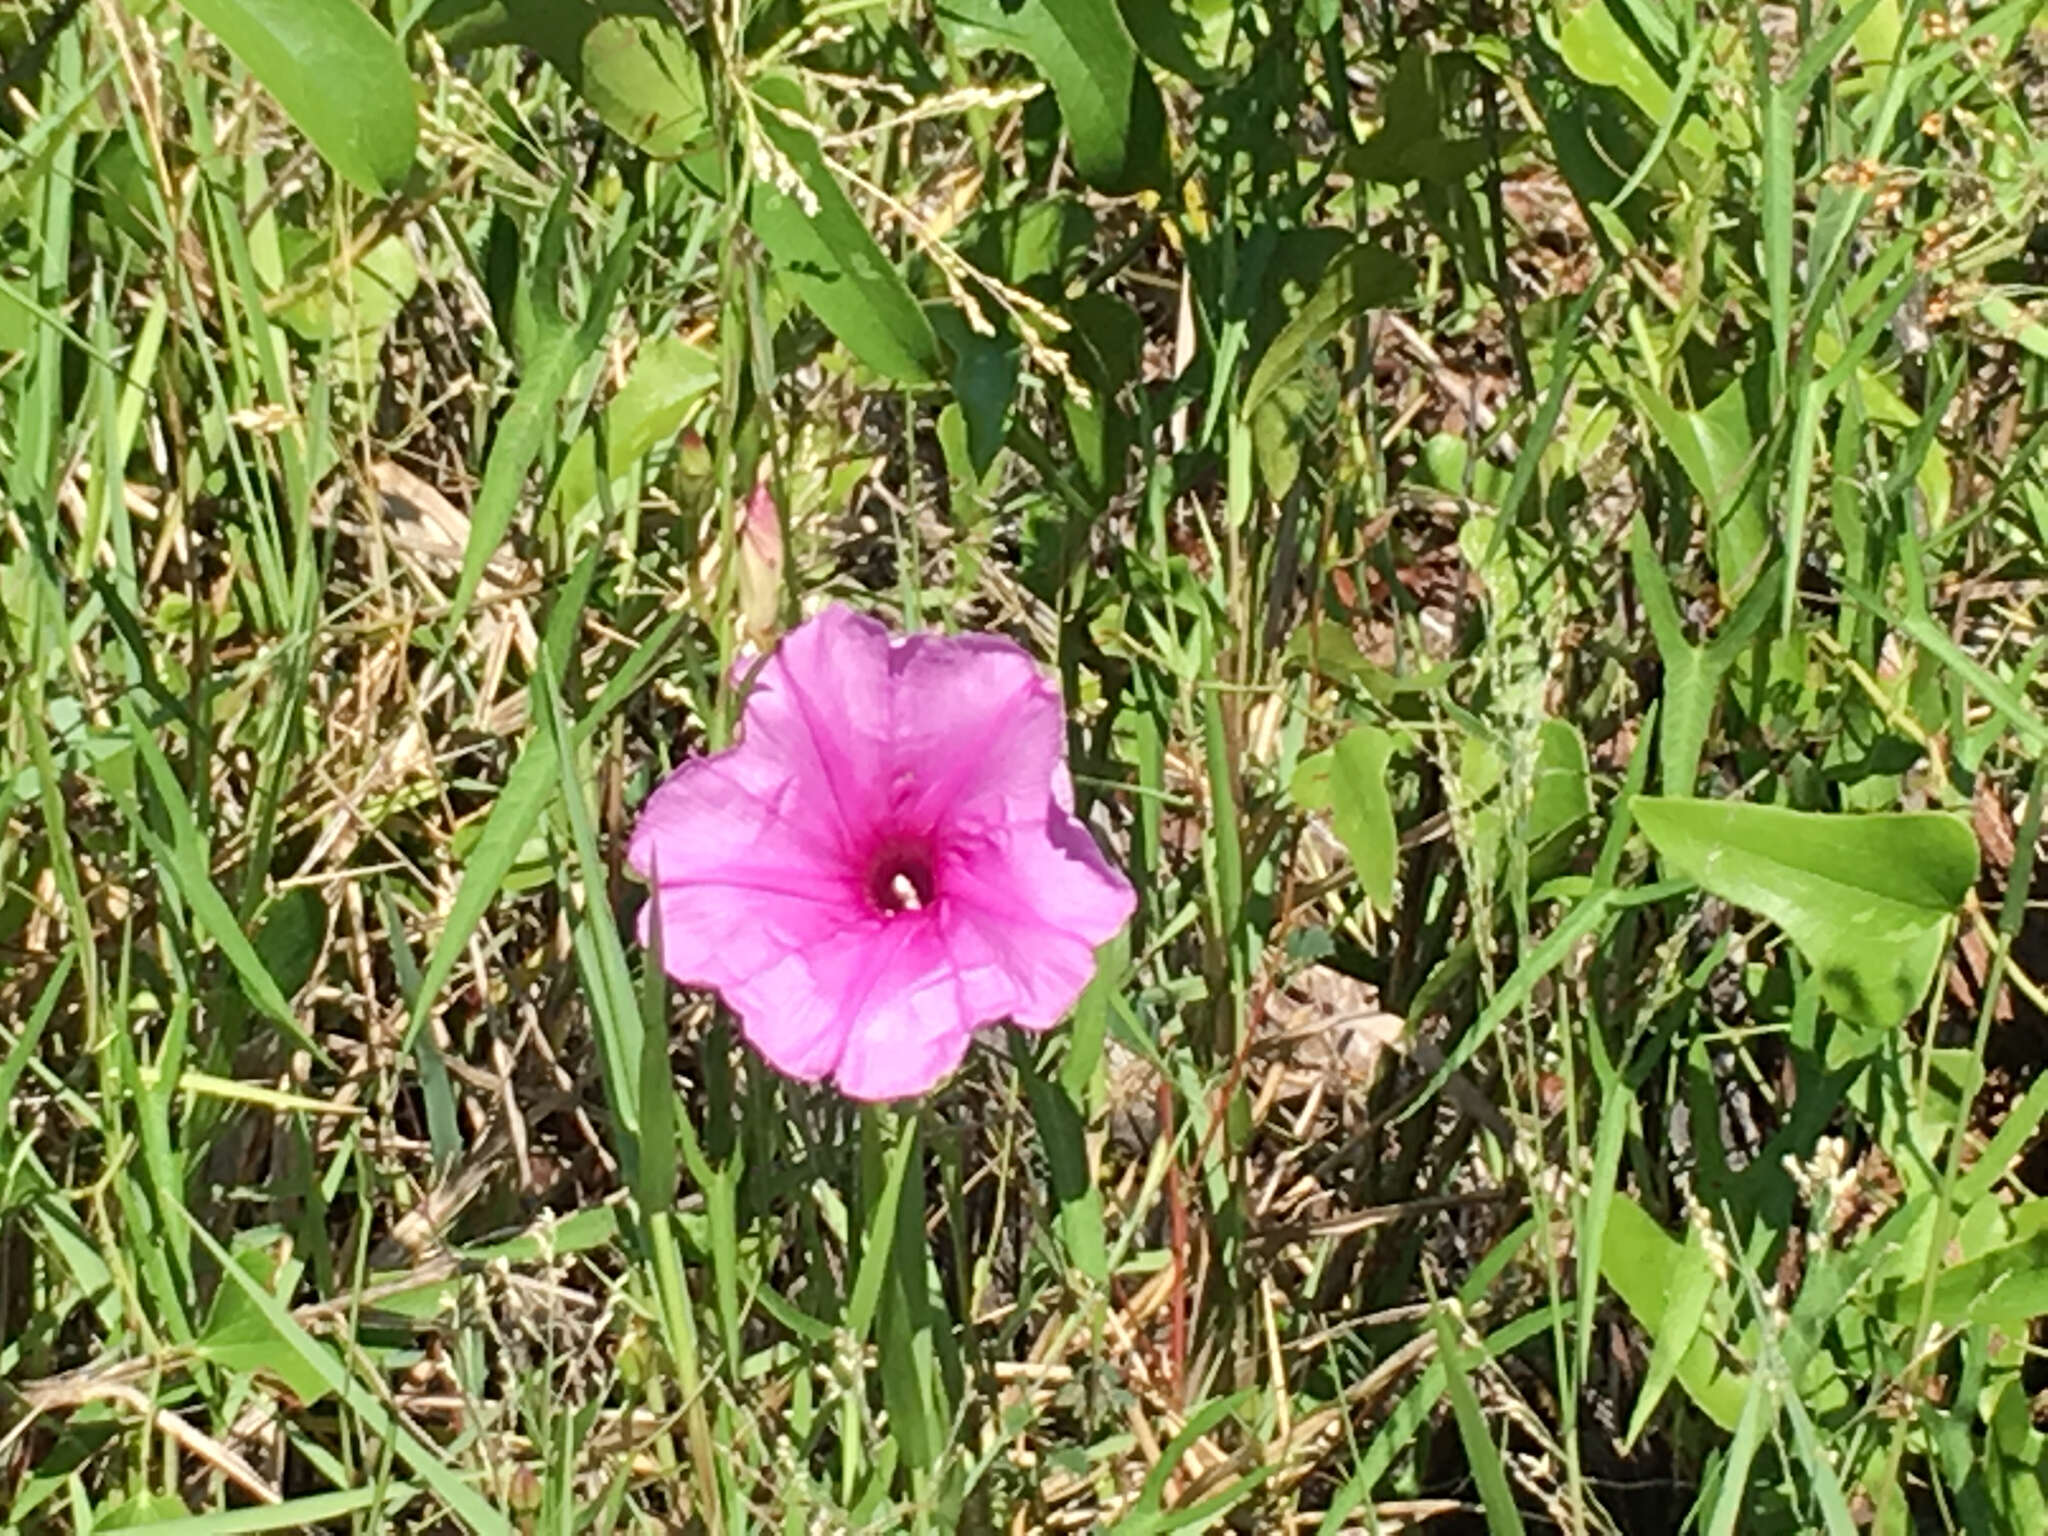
[{"xmin": 737, "ymin": 475, "xmax": 783, "ymax": 644}]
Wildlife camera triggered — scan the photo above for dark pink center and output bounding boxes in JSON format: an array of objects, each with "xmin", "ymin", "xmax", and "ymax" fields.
[{"xmin": 864, "ymin": 836, "xmax": 936, "ymax": 916}]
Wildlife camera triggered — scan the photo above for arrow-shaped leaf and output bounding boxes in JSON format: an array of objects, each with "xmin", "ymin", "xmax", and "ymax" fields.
[{"xmin": 1634, "ymin": 797, "xmax": 1978, "ymax": 1029}]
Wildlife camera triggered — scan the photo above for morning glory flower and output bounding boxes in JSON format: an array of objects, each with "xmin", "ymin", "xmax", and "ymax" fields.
[{"xmin": 628, "ymin": 605, "xmax": 1134, "ymax": 1100}]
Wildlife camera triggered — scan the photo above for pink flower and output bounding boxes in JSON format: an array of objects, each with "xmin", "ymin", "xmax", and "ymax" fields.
[{"xmin": 628, "ymin": 605, "xmax": 1135, "ymax": 1101}]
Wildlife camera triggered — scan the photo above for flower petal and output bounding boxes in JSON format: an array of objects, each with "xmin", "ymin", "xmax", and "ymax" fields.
[
  {"xmin": 629, "ymin": 752, "xmax": 861, "ymax": 1008},
  {"xmin": 937, "ymin": 814, "xmax": 1135, "ymax": 1028},
  {"xmin": 884, "ymin": 631, "xmax": 1067, "ymax": 828},
  {"xmin": 718, "ymin": 922, "xmax": 896, "ymax": 1084},
  {"xmin": 735, "ymin": 604, "xmax": 900, "ymax": 849},
  {"xmin": 829, "ymin": 933, "xmax": 979, "ymax": 1101},
  {"xmin": 725, "ymin": 917, "xmax": 973, "ymax": 1100}
]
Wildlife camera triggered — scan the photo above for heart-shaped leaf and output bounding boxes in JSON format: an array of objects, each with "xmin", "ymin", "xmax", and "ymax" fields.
[{"xmin": 1634, "ymin": 797, "xmax": 1978, "ymax": 1029}]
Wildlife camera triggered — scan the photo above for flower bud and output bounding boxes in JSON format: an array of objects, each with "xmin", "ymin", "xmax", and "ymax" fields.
[{"xmin": 737, "ymin": 474, "xmax": 783, "ymax": 645}]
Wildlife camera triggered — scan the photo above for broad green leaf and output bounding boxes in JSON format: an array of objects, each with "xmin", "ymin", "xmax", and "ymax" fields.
[
  {"xmin": 273, "ymin": 230, "xmax": 418, "ymax": 343},
  {"xmin": 1872, "ymin": 1204, "xmax": 2048, "ymax": 1329},
  {"xmin": 96, "ymin": 1495, "xmax": 193, "ymax": 1529},
  {"xmin": 1634, "ymin": 798, "xmax": 1978, "ymax": 1028},
  {"xmin": 1242, "ymin": 243, "xmax": 1415, "ymax": 416},
  {"xmin": 747, "ymin": 75, "xmax": 941, "ymax": 385},
  {"xmin": 1058, "ymin": 291, "xmax": 1144, "ymax": 502},
  {"xmin": 1420, "ymin": 432, "xmax": 1510, "ymax": 505},
  {"xmin": 195, "ymin": 1246, "xmax": 330, "ymax": 1406},
  {"xmin": 1979, "ymin": 292, "xmax": 2048, "ymax": 362},
  {"xmin": 1291, "ymin": 726, "xmax": 1399, "ymax": 914},
  {"xmin": 1017, "ymin": 1045, "xmax": 1107, "ymax": 1285},
  {"xmin": 252, "ymin": 886, "xmax": 326, "ymax": 1003},
  {"xmin": 1633, "ymin": 375, "xmax": 1767, "ymax": 599},
  {"xmin": 1284, "ymin": 622, "xmax": 1393, "ymax": 699},
  {"xmin": 1599, "ymin": 1194, "xmax": 1747, "ymax": 1429},
  {"xmin": 1621, "ymin": 1249, "xmax": 1715, "ymax": 1447},
  {"xmin": 1347, "ymin": 43, "xmax": 1488, "ymax": 187},
  {"xmin": 1118, "ymin": 0, "xmax": 1234, "ymax": 83},
  {"xmin": 549, "ymin": 333, "xmax": 718, "ymax": 532},
  {"xmin": 1555, "ymin": 0, "xmax": 1715, "ymax": 160},
  {"xmin": 964, "ymin": 196, "xmax": 1096, "ymax": 290},
  {"xmin": 1251, "ymin": 378, "xmax": 1313, "ymax": 500},
  {"xmin": 577, "ymin": 8, "xmax": 708, "ymax": 157},
  {"xmin": 939, "ymin": 0, "xmax": 1168, "ymax": 194},
  {"xmin": 931, "ymin": 307, "xmax": 1018, "ymax": 476},
  {"xmin": 1852, "ymin": 0, "xmax": 1902, "ymax": 67},
  {"xmin": 1528, "ymin": 718, "xmax": 1592, "ymax": 849},
  {"xmin": 169, "ymin": 0, "xmax": 417, "ymax": 195},
  {"xmin": 425, "ymin": 0, "xmax": 709, "ymax": 158},
  {"xmin": 1988, "ymin": 1378, "xmax": 2048, "ymax": 1529},
  {"xmin": 1558, "ymin": 0, "xmax": 1674, "ymax": 120}
]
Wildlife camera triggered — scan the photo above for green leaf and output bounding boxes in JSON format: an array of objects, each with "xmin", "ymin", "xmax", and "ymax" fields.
[
  {"xmin": 183, "ymin": 1218, "xmax": 512, "ymax": 1534},
  {"xmin": 1016, "ymin": 1037, "xmax": 1107, "ymax": 1284},
  {"xmin": 93, "ymin": 1495, "xmax": 192, "ymax": 1530},
  {"xmin": 1057, "ymin": 291, "xmax": 1144, "ymax": 502},
  {"xmin": 405, "ymin": 567, "xmax": 678, "ymax": 1054},
  {"xmin": 1242, "ymin": 242, "xmax": 1415, "ymax": 416},
  {"xmin": 1633, "ymin": 798, "xmax": 1978, "ymax": 1028},
  {"xmin": 576, "ymin": 7, "xmax": 708, "ymax": 157},
  {"xmin": 1621, "ymin": 1247, "xmax": 1715, "ymax": 1447},
  {"xmin": 1346, "ymin": 43, "xmax": 1489, "ymax": 186},
  {"xmin": 1887, "ymin": 1207, "xmax": 2048, "ymax": 1330},
  {"xmin": 195, "ymin": 1245, "xmax": 331, "ymax": 1406},
  {"xmin": 931, "ymin": 307, "xmax": 1018, "ymax": 476},
  {"xmin": 1430, "ymin": 1303, "xmax": 1527, "ymax": 1536},
  {"xmin": 1599, "ymin": 1194, "xmax": 1747, "ymax": 1429},
  {"xmin": 170, "ymin": 0, "xmax": 417, "ymax": 195},
  {"xmin": 1627, "ymin": 515, "xmax": 1777, "ymax": 795},
  {"xmin": 1250, "ymin": 380, "xmax": 1310, "ymax": 500},
  {"xmin": 1979, "ymin": 293, "xmax": 2048, "ymax": 362},
  {"xmin": 1558, "ymin": 0, "xmax": 1675, "ymax": 119},
  {"xmin": 747, "ymin": 75, "xmax": 941, "ymax": 384},
  {"xmin": 273, "ymin": 230, "xmax": 418, "ymax": 343},
  {"xmin": 1291, "ymin": 726, "xmax": 1399, "ymax": 914},
  {"xmin": 425, "ymin": 0, "xmax": 709, "ymax": 158},
  {"xmin": 1117, "ymin": 0, "xmax": 1233, "ymax": 83},
  {"xmin": 447, "ymin": 195, "xmax": 634, "ymax": 636},
  {"xmin": 252, "ymin": 886, "xmax": 326, "ymax": 1003},
  {"xmin": 1528, "ymin": 718, "xmax": 1592, "ymax": 849},
  {"xmin": 1632, "ymin": 374, "xmax": 1767, "ymax": 600},
  {"xmin": 109, "ymin": 703, "xmax": 325, "ymax": 1061},
  {"xmin": 1121, "ymin": 1392, "xmax": 1258, "ymax": 1531},
  {"xmin": 549, "ymin": 332, "xmax": 718, "ymax": 531},
  {"xmin": 104, "ymin": 1486, "xmax": 421, "ymax": 1533},
  {"xmin": 939, "ymin": 0, "xmax": 1167, "ymax": 194}
]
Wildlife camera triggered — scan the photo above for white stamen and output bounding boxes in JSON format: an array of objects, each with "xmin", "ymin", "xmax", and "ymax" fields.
[{"xmin": 889, "ymin": 872, "xmax": 923, "ymax": 912}]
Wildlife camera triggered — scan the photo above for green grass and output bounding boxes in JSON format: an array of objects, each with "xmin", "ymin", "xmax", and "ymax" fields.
[{"xmin": 4, "ymin": 0, "xmax": 2048, "ymax": 1529}]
